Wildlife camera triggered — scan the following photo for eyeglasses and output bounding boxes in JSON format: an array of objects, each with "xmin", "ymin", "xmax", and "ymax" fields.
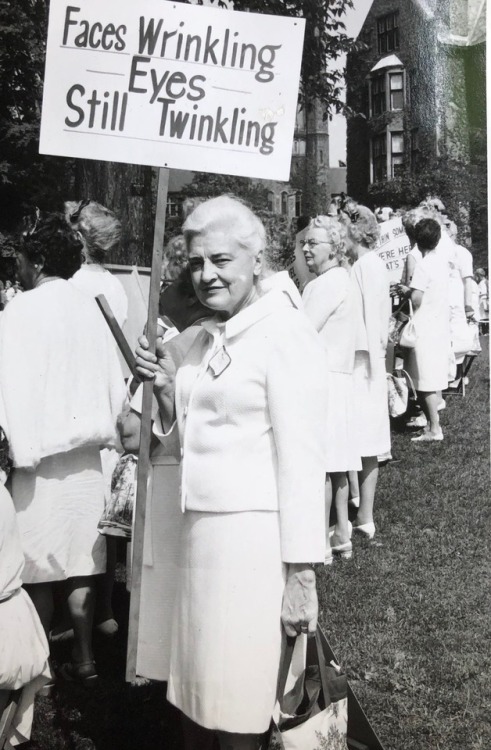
[
  {"xmin": 69, "ymin": 199, "xmax": 91, "ymax": 223},
  {"xmin": 302, "ymin": 239, "xmax": 330, "ymax": 249}
]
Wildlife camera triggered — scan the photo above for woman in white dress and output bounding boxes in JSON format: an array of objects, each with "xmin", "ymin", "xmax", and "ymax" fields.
[
  {"xmin": 0, "ymin": 474, "xmax": 52, "ymax": 746},
  {"xmin": 64, "ymin": 199, "xmax": 128, "ymax": 641},
  {"xmin": 0, "ymin": 212, "xmax": 125, "ymax": 685},
  {"xmin": 68, "ymin": 199, "xmax": 128, "ymax": 327},
  {"xmin": 136, "ymin": 196, "xmax": 328, "ymax": 750},
  {"xmin": 345, "ymin": 205, "xmax": 391, "ymax": 541},
  {"xmin": 301, "ymin": 215, "xmax": 360, "ymax": 562},
  {"xmin": 405, "ymin": 218, "xmax": 450, "ymax": 442}
]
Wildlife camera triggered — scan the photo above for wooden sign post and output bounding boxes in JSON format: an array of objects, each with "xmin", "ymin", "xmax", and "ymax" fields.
[{"xmin": 126, "ymin": 167, "xmax": 169, "ymax": 681}]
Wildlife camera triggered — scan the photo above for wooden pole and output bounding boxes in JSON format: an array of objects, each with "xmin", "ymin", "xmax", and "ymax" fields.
[{"xmin": 126, "ymin": 166, "xmax": 169, "ymax": 681}]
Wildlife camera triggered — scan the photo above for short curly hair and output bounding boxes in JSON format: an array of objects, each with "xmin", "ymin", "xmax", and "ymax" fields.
[
  {"xmin": 345, "ymin": 205, "xmax": 380, "ymax": 249},
  {"xmin": 20, "ymin": 212, "xmax": 83, "ymax": 279},
  {"xmin": 307, "ymin": 215, "xmax": 347, "ymax": 251},
  {"xmin": 65, "ymin": 200, "xmax": 121, "ymax": 264}
]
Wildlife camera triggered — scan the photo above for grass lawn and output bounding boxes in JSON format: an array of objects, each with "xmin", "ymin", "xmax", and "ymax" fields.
[{"xmin": 27, "ymin": 339, "xmax": 489, "ymax": 750}]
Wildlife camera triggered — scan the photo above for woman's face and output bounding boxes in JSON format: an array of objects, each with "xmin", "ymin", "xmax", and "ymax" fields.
[
  {"xmin": 188, "ymin": 230, "xmax": 261, "ymax": 319},
  {"xmin": 302, "ymin": 227, "xmax": 335, "ymax": 276},
  {"xmin": 15, "ymin": 250, "xmax": 38, "ymax": 290}
]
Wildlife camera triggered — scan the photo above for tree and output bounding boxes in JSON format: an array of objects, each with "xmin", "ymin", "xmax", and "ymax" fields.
[{"xmin": 0, "ymin": 0, "xmax": 75, "ymax": 228}]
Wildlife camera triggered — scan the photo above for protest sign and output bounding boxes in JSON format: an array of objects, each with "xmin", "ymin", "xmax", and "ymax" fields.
[
  {"xmin": 40, "ymin": 0, "xmax": 305, "ymax": 179},
  {"xmin": 374, "ymin": 217, "xmax": 411, "ymax": 283}
]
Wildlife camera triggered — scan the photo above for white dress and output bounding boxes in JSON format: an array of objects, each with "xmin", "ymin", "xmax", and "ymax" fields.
[
  {"xmin": 11, "ymin": 446, "xmax": 107, "ymax": 583},
  {"xmin": 157, "ymin": 292, "xmax": 328, "ymax": 734},
  {"xmin": 0, "ymin": 281, "xmax": 125, "ymax": 583},
  {"xmin": 70, "ymin": 264, "xmax": 128, "ymax": 327},
  {"xmin": 405, "ymin": 249, "xmax": 451, "ymax": 391},
  {"xmin": 351, "ymin": 253, "xmax": 391, "ymax": 458},
  {"xmin": 302, "ymin": 267, "xmax": 361, "ymax": 472},
  {"xmin": 0, "ymin": 483, "xmax": 52, "ymax": 745}
]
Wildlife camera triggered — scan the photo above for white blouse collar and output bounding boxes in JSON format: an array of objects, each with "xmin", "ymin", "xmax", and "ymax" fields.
[{"xmin": 201, "ymin": 290, "xmax": 291, "ymax": 341}]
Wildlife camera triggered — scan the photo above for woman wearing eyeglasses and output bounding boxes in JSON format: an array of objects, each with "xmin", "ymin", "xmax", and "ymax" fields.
[
  {"xmin": 302, "ymin": 216, "xmax": 361, "ymax": 563},
  {"xmin": 0, "ymin": 212, "xmax": 125, "ymax": 686}
]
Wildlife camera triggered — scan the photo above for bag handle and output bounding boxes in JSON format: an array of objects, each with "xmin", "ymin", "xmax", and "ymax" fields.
[
  {"xmin": 276, "ymin": 631, "xmax": 331, "ymax": 707},
  {"xmin": 394, "ymin": 368, "xmax": 417, "ymax": 400}
]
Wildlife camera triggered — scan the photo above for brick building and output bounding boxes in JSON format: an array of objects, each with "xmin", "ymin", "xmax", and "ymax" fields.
[
  {"xmin": 346, "ymin": 0, "xmax": 486, "ymax": 219},
  {"xmin": 166, "ymin": 98, "xmax": 345, "ymax": 223}
]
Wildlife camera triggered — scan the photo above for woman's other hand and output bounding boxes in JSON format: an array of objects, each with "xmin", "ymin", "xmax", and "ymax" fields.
[
  {"xmin": 281, "ymin": 564, "xmax": 318, "ymax": 637},
  {"xmin": 135, "ymin": 335, "xmax": 177, "ymax": 396}
]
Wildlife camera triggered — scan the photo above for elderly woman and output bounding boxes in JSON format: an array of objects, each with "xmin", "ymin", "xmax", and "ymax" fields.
[
  {"xmin": 345, "ymin": 205, "xmax": 391, "ymax": 540},
  {"xmin": 136, "ymin": 196, "xmax": 327, "ymax": 750},
  {"xmin": 0, "ymin": 212, "xmax": 125, "ymax": 685},
  {"xmin": 67, "ymin": 199, "xmax": 128, "ymax": 328},
  {"xmin": 301, "ymin": 216, "xmax": 360, "ymax": 562},
  {"xmin": 405, "ymin": 218, "xmax": 450, "ymax": 441}
]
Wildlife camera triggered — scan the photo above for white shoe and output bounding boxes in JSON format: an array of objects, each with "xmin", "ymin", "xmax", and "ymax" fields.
[
  {"xmin": 406, "ymin": 414, "xmax": 427, "ymax": 428},
  {"xmin": 411, "ymin": 429, "xmax": 443, "ymax": 443},
  {"xmin": 352, "ymin": 521, "xmax": 376, "ymax": 540}
]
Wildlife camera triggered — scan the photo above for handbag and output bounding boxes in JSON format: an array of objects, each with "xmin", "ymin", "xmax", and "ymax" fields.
[
  {"xmin": 399, "ymin": 300, "xmax": 417, "ymax": 349},
  {"xmin": 388, "ymin": 300, "xmax": 411, "ymax": 346},
  {"xmin": 387, "ymin": 369, "xmax": 417, "ymax": 418},
  {"xmin": 98, "ymin": 453, "xmax": 137, "ymax": 539},
  {"xmin": 269, "ymin": 629, "xmax": 348, "ymax": 750}
]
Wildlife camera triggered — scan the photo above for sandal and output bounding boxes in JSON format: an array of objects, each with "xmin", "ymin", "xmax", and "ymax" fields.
[{"xmin": 59, "ymin": 660, "xmax": 99, "ymax": 687}]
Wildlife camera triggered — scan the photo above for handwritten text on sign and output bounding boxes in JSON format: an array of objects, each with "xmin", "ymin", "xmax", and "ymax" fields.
[
  {"xmin": 39, "ymin": 0, "xmax": 305, "ymax": 180},
  {"xmin": 374, "ymin": 217, "xmax": 411, "ymax": 283}
]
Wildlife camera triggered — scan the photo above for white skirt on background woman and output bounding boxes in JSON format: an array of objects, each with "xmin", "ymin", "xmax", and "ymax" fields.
[
  {"xmin": 352, "ymin": 352, "xmax": 391, "ymax": 458},
  {"xmin": 11, "ymin": 445, "xmax": 106, "ymax": 583},
  {"xmin": 167, "ymin": 509, "xmax": 285, "ymax": 734},
  {"xmin": 325, "ymin": 371, "xmax": 361, "ymax": 473}
]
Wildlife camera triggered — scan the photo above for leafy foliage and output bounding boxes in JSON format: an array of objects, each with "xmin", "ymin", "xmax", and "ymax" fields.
[{"xmin": 0, "ymin": 0, "xmax": 75, "ymax": 228}]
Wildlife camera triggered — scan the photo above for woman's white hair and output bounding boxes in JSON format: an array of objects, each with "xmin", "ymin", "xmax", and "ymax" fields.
[
  {"xmin": 346, "ymin": 205, "xmax": 380, "ymax": 249},
  {"xmin": 307, "ymin": 215, "xmax": 347, "ymax": 260},
  {"xmin": 182, "ymin": 195, "xmax": 266, "ymax": 257},
  {"xmin": 65, "ymin": 200, "xmax": 121, "ymax": 263}
]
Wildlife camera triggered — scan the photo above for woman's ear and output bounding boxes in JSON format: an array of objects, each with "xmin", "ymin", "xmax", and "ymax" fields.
[{"xmin": 253, "ymin": 249, "xmax": 263, "ymax": 277}]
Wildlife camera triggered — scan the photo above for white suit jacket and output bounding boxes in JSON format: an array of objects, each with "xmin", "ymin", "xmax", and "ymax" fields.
[{"xmin": 156, "ymin": 291, "xmax": 328, "ymax": 563}]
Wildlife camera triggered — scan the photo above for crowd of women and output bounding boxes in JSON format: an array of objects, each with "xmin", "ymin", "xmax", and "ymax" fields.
[{"xmin": 0, "ymin": 193, "xmax": 485, "ymax": 749}]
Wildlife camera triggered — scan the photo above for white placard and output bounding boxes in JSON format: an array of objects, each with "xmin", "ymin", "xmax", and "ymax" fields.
[
  {"xmin": 374, "ymin": 217, "xmax": 411, "ymax": 283},
  {"xmin": 39, "ymin": 0, "xmax": 305, "ymax": 180}
]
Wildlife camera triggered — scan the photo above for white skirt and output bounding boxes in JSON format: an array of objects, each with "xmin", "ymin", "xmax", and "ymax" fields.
[
  {"xmin": 167, "ymin": 510, "xmax": 285, "ymax": 734},
  {"xmin": 11, "ymin": 446, "xmax": 107, "ymax": 583},
  {"xmin": 352, "ymin": 353, "xmax": 391, "ymax": 458},
  {"xmin": 325, "ymin": 371, "xmax": 361, "ymax": 473},
  {"xmin": 0, "ymin": 588, "xmax": 52, "ymax": 746}
]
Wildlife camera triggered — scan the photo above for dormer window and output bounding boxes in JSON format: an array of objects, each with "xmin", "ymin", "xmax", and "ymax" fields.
[{"xmin": 377, "ymin": 12, "xmax": 399, "ymax": 54}]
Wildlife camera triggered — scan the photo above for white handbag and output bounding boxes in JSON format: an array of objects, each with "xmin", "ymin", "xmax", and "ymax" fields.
[{"xmin": 399, "ymin": 300, "xmax": 417, "ymax": 349}]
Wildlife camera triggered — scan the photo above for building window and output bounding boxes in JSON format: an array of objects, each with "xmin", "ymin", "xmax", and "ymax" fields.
[
  {"xmin": 389, "ymin": 72, "xmax": 403, "ymax": 110},
  {"xmin": 391, "ymin": 132, "xmax": 404, "ymax": 177},
  {"xmin": 371, "ymin": 73, "xmax": 386, "ymax": 115},
  {"xmin": 295, "ymin": 191, "xmax": 302, "ymax": 217},
  {"xmin": 166, "ymin": 197, "xmax": 180, "ymax": 217},
  {"xmin": 372, "ymin": 134, "xmax": 387, "ymax": 182},
  {"xmin": 267, "ymin": 191, "xmax": 274, "ymax": 213},
  {"xmin": 319, "ymin": 149, "xmax": 324, "ymax": 165},
  {"xmin": 295, "ymin": 108, "xmax": 306, "ymax": 131},
  {"xmin": 292, "ymin": 138, "xmax": 306, "ymax": 155},
  {"xmin": 281, "ymin": 191, "xmax": 288, "ymax": 215},
  {"xmin": 377, "ymin": 12, "xmax": 399, "ymax": 54}
]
